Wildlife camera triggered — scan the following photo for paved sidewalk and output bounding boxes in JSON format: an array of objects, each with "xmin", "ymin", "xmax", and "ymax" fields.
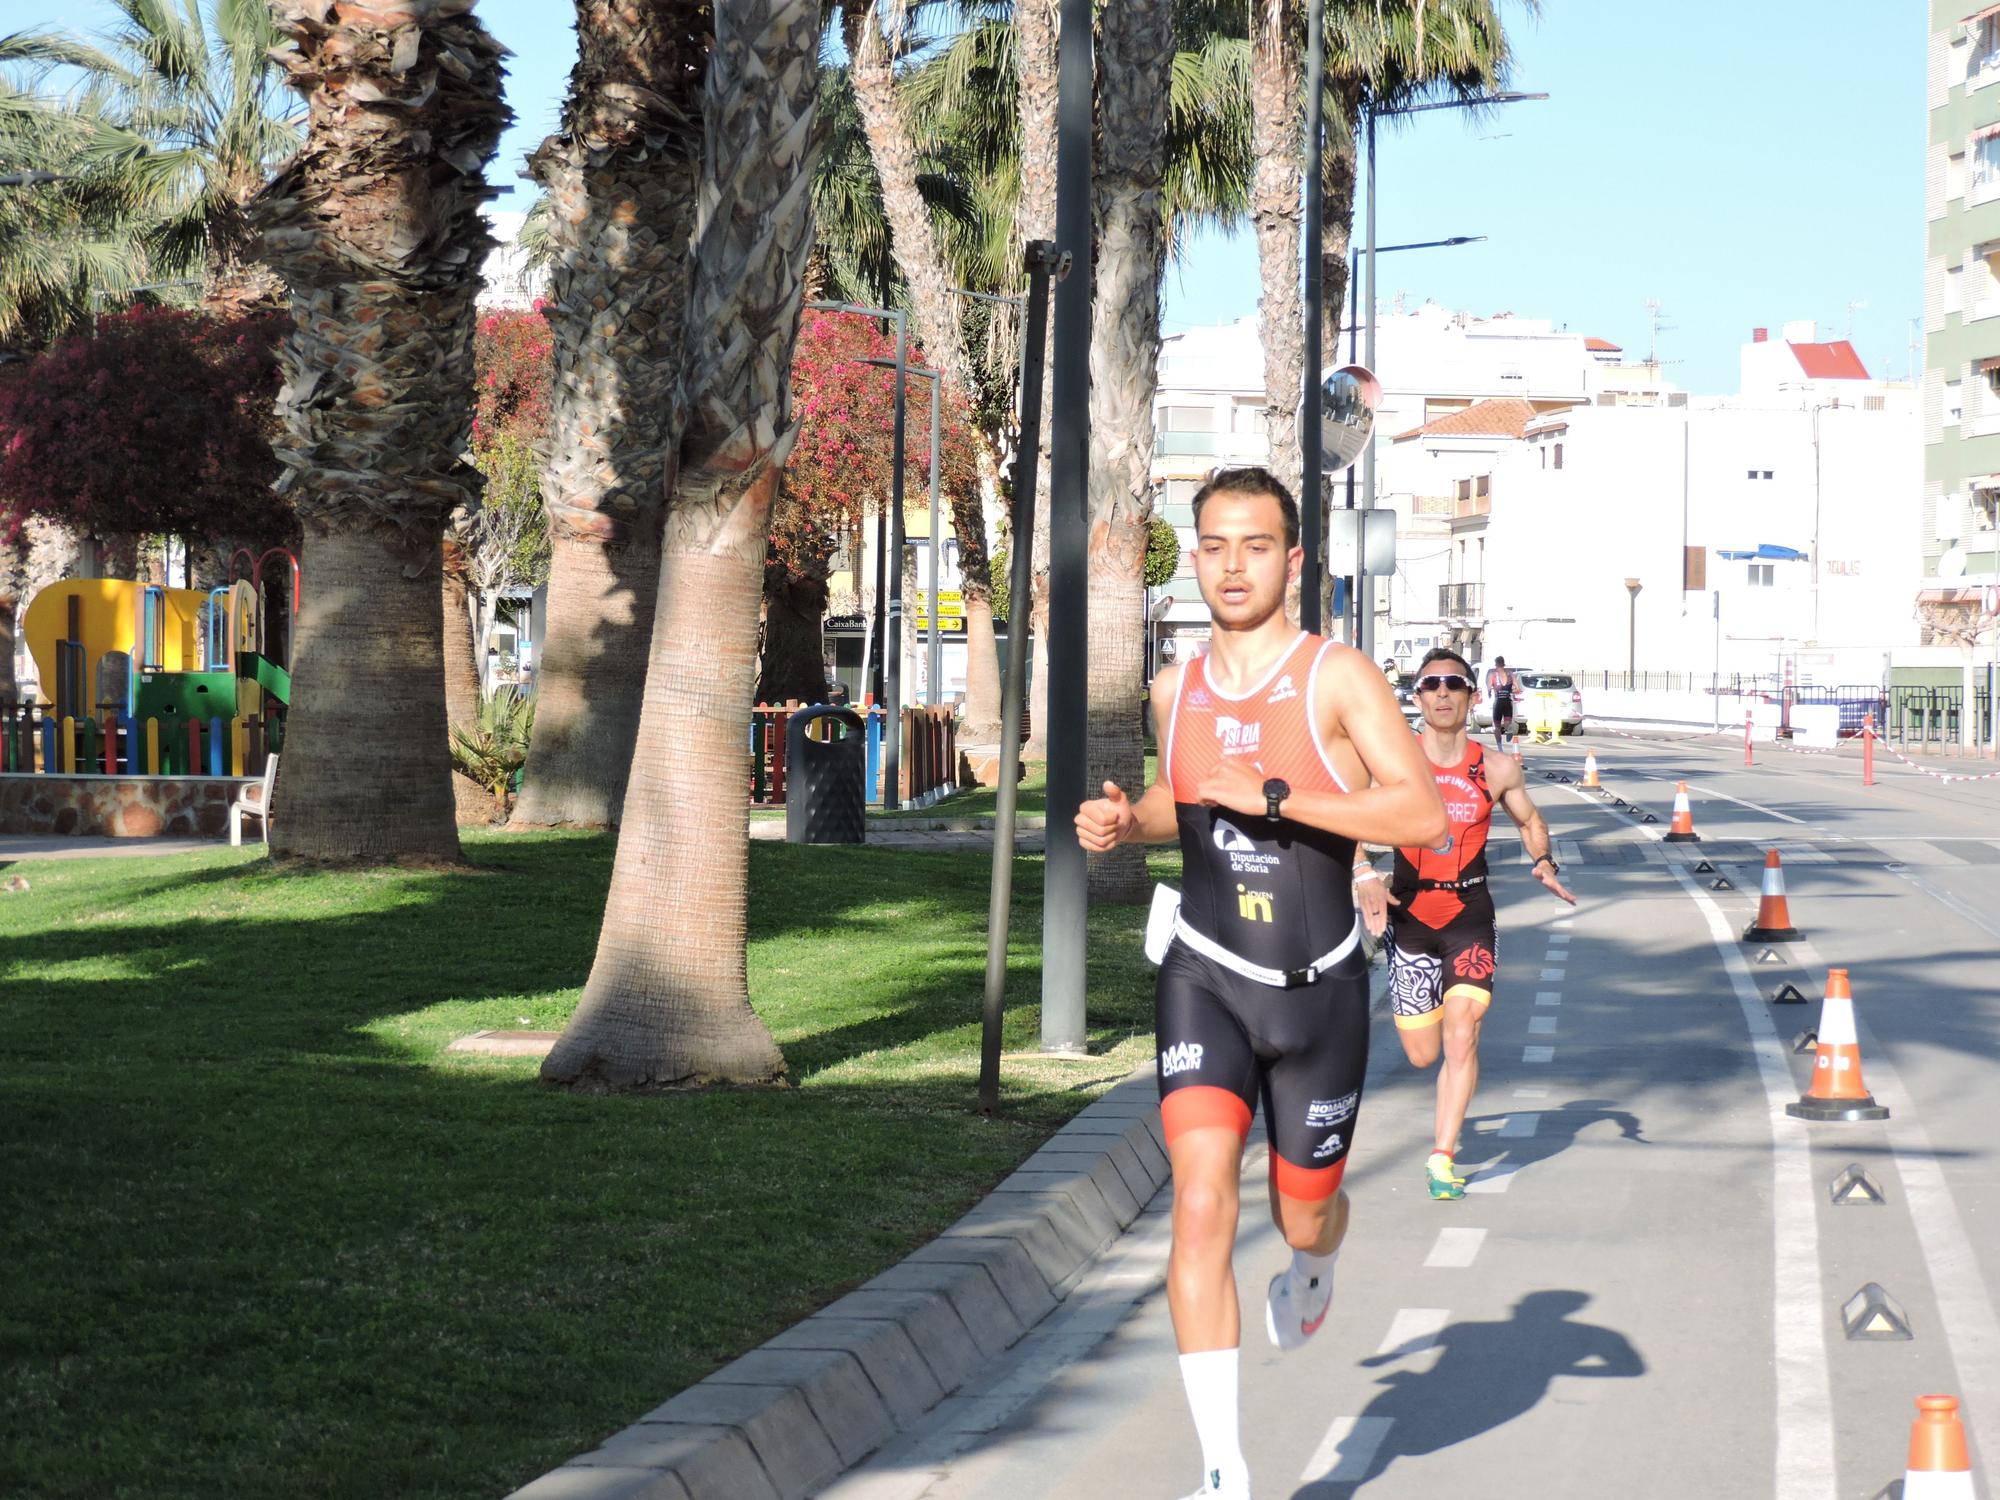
[{"xmin": 0, "ymin": 833, "xmax": 233, "ymax": 863}]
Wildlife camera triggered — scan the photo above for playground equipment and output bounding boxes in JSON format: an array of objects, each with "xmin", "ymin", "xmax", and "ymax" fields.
[{"xmin": 9, "ymin": 548, "xmax": 298, "ymax": 776}]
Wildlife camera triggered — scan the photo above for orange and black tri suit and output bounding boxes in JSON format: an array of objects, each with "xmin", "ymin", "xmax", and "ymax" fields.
[
  {"xmin": 1153, "ymin": 632, "xmax": 1370, "ymax": 1202},
  {"xmin": 1388, "ymin": 741, "xmax": 1500, "ymax": 1029}
]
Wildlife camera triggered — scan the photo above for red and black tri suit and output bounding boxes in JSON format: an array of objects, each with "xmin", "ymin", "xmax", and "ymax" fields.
[
  {"xmin": 1154, "ymin": 632, "xmax": 1370, "ymax": 1202},
  {"xmin": 1388, "ymin": 740, "xmax": 1501, "ymax": 1029}
]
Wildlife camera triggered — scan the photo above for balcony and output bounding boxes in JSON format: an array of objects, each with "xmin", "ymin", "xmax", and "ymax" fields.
[{"xmin": 1439, "ymin": 582, "xmax": 1484, "ymax": 618}]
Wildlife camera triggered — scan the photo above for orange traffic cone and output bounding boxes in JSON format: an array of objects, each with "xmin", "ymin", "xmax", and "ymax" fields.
[
  {"xmin": 1582, "ymin": 750, "xmax": 1600, "ymax": 788},
  {"xmin": 1787, "ymin": 969, "xmax": 1889, "ymax": 1121},
  {"xmin": 1899, "ymin": 1394, "xmax": 1975, "ymax": 1498},
  {"xmin": 1663, "ymin": 781, "xmax": 1699, "ymax": 842},
  {"xmin": 1742, "ymin": 849, "xmax": 1802, "ymax": 942}
]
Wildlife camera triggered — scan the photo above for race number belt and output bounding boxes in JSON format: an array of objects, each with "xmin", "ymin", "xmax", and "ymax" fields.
[
  {"xmin": 1413, "ymin": 874, "xmax": 1488, "ymax": 892},
  {"xmin": 1171, "ymin": 913, "xmax": 1360, "ymax": 989}
]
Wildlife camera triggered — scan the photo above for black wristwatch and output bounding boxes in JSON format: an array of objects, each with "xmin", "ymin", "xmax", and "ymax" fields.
[
  {"xmin": 1263, "ymin": 777, "xmax": 1290, "ymax": 821},
  {"xmin": 1533, "ymin": 853, "xmax": 1560, "ymax": 875}
]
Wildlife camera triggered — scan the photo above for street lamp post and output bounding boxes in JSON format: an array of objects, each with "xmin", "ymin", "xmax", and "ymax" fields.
[
  {"xmin": 1337, "ymin": 237, "xmax": 1482, "ymax": 643},
  {"xmin": 1301, "ymin": 0, "xmax": 1328, "ymax": 630},
  {"xmin": 1359, "ymin": 90, "xmax": 1547, "ymax": 659},
  {"xmin": 1043, "ymin": 0, "xmax": 1093, "ymax": 1055},
  {"xmin": 808, "ymin": 300, "xmax": 908, "ymax": 802},
  {"xmin": 856, "ymin": 358, "xmax": 943, "ymax": 710},
  {"xmin": 1625, "ymin": 577, "xmax": 1643, "ymax": 687}
]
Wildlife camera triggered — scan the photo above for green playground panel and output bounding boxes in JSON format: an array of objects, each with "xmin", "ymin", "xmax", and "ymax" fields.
[
  {"xmin": 135, "ymin": 670, "xmax": 238, "ymax": 725},
  {"xmin": 238, "ymin": 652, "xmax": 291, "ymax": 706}
]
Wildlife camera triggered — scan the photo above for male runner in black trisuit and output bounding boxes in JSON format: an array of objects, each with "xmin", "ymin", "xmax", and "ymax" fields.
[{"xmin": 1076, "ymin": 468, "xmax": 1446, "ymax": 1500}]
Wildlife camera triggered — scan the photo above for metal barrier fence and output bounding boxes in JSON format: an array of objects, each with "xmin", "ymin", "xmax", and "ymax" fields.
[
  {"xmin": 1, "ymin": 697, "xmax": 276, "ymax": 777},
  {"xmin": 748, "ymin": 701, "xmax": 958, "ymax": 809},
  {"xmin": 1885, "ymin": 683, "xmax": 1996, "ymax": 749}
]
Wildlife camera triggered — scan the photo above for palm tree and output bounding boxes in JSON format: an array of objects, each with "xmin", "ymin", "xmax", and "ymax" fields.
[
  {"xmin": 1243, "ymin": 1, "xmax": 1520, "ymax": 627},
  {"xmin": 510, "ymin": 3, "xmax": 712, "ymax": 831},
  {"xmin": 838, "ymin": 2, "xmax": 1019, "ymax": 747},
  {"xmin": 1080, "ymin": 0, "xmax": 1183, "ymax": 903},
  {"xmin": 541, "ymin": 0, "xmax": 821, "ymax": 1091},
  {"xmin": 0, "ymin": 1, "xmax": 301, "ymax": 324},
  {"xmin": 0, "ymin": 70, "xmax": 153, "ymax": 351},
  {"xmin": 253, "ymin": 0, "xmax": 510, "ymax": 864}
]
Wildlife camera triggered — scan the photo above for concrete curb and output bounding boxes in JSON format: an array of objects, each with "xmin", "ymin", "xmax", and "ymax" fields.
[{"xmin": 507, "ymin": 1070, "xmax": 1168, "ymax": 1500}]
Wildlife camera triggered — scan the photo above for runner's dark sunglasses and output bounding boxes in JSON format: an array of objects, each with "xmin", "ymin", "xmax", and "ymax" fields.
[{"xmin": 1416, "ymin": 673, "xmax": 1472, "ymax": 694}]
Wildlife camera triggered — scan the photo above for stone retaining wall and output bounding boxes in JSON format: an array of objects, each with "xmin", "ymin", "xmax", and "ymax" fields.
[{"xmin": 0, "ymin": 773, "xmax": 251, "ymax": 838}]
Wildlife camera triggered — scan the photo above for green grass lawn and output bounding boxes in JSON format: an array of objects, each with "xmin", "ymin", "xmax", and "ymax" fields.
[{"xmin": 0, "ymin": 830, "xmax": 1178, "ymax": 1499}]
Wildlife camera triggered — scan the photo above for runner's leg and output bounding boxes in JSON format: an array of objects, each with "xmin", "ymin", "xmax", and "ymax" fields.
[
  {"xmin": 1433, "ymin": 985, "xmax": 1490, "ymax": 1155},
  {"xmin": 1166, "ymin": 1126, "xmax": 1247, "ymax": 1353}
]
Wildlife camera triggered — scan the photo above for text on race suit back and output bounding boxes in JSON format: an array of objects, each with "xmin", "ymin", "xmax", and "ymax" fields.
[
  {"xmin": 1163, "ymin": 633, "xmax": 1358, "ymax": 970},
  {"xmin": 1391, "ymin": 740, "xmax": 1497, "ymax": 929}
]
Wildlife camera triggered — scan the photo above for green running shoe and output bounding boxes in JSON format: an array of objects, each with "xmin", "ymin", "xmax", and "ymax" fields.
[{"xmin": 1426, "ymin": 1151, "xmax": 1465, "ymax": 1200}]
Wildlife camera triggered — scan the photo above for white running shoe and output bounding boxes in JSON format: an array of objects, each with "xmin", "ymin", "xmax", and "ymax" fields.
[
  {"xmin": 1178, "ymin": 1465, "xmax": 1251, "ymax": 1499},
  {"xmin": 1263, "ymin": 1264, "xmax": 1334, "ymax": 1352}
]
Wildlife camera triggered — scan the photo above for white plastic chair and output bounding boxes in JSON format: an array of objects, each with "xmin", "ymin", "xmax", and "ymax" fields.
[{"xmin": 230, "ymin": 752, "xmax": 278, "ymax": 846}]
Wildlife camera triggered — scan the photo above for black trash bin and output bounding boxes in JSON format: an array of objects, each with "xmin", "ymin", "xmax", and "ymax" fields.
[{"xmin": 785, "ymin": 705, "xmax": 866, "ymax": 845}]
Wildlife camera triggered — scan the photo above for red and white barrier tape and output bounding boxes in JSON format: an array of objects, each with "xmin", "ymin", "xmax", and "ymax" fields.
[{"xmin": 1877, "ymin": 741, "xmax": 2000, "ymax": 783}]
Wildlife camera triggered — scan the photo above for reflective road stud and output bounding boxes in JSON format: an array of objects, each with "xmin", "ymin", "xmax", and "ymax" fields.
[{"xmin": 1787, "ymin": 968, "xmax": 1889, "ymax": 1122}]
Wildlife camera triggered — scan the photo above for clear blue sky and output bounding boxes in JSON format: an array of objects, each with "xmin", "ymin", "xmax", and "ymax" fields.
[{"xmin": 22, "ymin": 1, "xmax": 1923, "ymax": 394}]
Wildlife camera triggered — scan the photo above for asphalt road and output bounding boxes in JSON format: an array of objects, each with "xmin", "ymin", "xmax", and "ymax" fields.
[{"xmin": 818, "ymin": 730, "xmax": 1999, "ymax": 1500}]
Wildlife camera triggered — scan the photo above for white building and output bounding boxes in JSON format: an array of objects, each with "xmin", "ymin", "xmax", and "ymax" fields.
[
  {"xmin": 1153, "ymin": 312, "xmax": 1922, "ymax": 686},
  {"xmin": 477, "ymin": 210, "xmax": 545, "ymax": 311}
]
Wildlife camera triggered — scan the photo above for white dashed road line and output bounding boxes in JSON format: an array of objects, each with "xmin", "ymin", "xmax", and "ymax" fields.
[
  {"xmin": 1423, "ymin": 1227, "xmax": 1487, "ymax": 1268},
  {"xmin": 1522, "ymin": 1045, "xmax": 1554, "ymax": 1063},
  {"xmin": 1539, "ymin": 967, "xmax": 1565, "ymax": 981},
  {"xmin": 1535, "ymin": 991, "xmax": 1561, "ymax": 1006},
  {"xmin": 1498, "ymin": 1113, "xmax": 1541, "ymax": 1139},
  {"xmin": 1527, "ymin": 1015, "xmax": 1558, "ymax": 1036},
  {"xmin": 1298, "ymin": 1417, "xmax": 1394, "ymax": 1486},
  {"xmin": 1374, "ymin": 1307, "xmax": 1450, "ymax": 1357}
]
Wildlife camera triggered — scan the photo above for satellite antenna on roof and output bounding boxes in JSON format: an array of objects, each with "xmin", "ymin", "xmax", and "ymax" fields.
[{"xmin": 1846, "ymin": 299, "xmax": 1867, "ymax": 340}]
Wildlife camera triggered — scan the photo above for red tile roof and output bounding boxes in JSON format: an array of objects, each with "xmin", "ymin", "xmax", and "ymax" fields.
[
  {"xmin": 1584, "ymin": 337, "xmax": 1621, "ymax": 352},
  {"xmin": 1788, "ymin": 340, "xmax": 1870, "ymax": 380},
  {"xmin": 1393, "ymin": 397, "xmax": 1542, "ymax": 443}
]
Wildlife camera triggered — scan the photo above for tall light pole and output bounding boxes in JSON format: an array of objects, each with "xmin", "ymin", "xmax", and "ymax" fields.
[
  {"xmin": 1043, "ymin": 0, "xmax": 1093, "ymax": 1055},
  {"xmin": 857, "ymin": 358, "xmax": 943, "ymax": 707},
  {"xmin": 1337, "ymin": 236, "xmax": 1483, "ymax": 642},
  {"xmin": 808, "ymin": 301, "xmax": 907, "ymax": 800},
  {"xmin": 1359, "ymin": 90, "xmax": 1547, "ymax": 658},
  {"xmin": 1625, "ymin": 577, "xmax": 1643, "ymax": 687}
]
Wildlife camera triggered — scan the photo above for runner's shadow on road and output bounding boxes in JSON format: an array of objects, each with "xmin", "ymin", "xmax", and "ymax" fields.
[
  {"xmin": 1293, "ymin": 1290, "xmax": 1645, "ymax": 1495},
  {"xmin": 1449, "ymin": 1098, "xmax": 1649, "ymax": 1185}
]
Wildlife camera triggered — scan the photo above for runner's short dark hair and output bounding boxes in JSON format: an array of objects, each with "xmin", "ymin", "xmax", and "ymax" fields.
[
  {"xmin": 1493, "ymin": 655, "xmax": 1507, "ymax": 667},
  {"xmin": 1191, "ymin": 466, "xmax": 1300, "ymax": 549},
  {"xmin": 1418, "ymin": 646, "xmax": 1473, "ymax": 679}
]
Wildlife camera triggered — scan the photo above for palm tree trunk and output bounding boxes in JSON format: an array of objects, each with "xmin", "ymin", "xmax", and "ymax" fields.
[
  {"xmin": 844, "ymin": 5, "xmax": 1003, "ymax": 745},
  {"xmin": 843, "ymin": 6, "xmax": 971, "ymax": 396},
  {"xmin": 1016, "ymin": 0, "xmax": 1059, "ymax": 762},
  {"xmin": 272, "ymin": 527, "xmax": 461, "ymax": 860},
  {"xmin": 255, "ymin": 0, "xmax": 509, "ymax": 865},
  {"xmin": 512, "ymin": 536, "xmax": 661, "ymax": 826},
  {"xmin": 1083, "ymin": 0, "xmax": 1174, "ymax": 904},
  {"xmin": 511, "ymin": 1, "xmax": 708, "ymax": 830},
  {"xmin": 1252, "ymin": 1, "xmax": 1306, "ymax": 513},
  {"xmin": 440, "ymin": 536, "xmax": 483, "ymax": 733},
  {"xmin": 542, "ymin": 0, "xmax": 820, "ymax": 1092}
]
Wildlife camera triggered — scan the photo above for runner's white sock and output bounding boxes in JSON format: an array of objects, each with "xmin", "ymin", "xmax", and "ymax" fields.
[
  {"xmin": 1177, "ymin": 1348, "xmax": 1247, "ymax": 1493},
  {"xmin": 1289, "ymin": 1246, "xmax": 1337, "ymax": 1300}
]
